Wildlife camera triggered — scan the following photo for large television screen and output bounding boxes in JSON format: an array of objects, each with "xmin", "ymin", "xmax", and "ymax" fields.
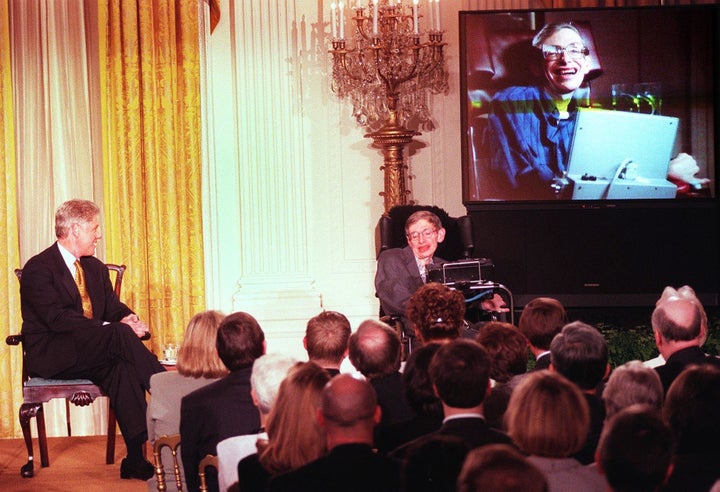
[{"xmin": 460, "ymin": 5, "xmax": 718, "ymax": 206}]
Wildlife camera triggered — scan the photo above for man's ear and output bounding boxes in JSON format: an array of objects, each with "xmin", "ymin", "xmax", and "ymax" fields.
[
  {"xmin": 302, "ymin": 336, "xmax": 308, "ymax": 350},
  {"xmin": 436, "ymin": 227, "xmax": 446, "ymax": 244},
  {"xmin": 317, "ymin": 408, "xmax": 325, "ymax": 427},
  {"xmin": 373, "ymin": 405, "xmax": 382, "ymax": 425},
  {"xmin": 262, "ymin": 340, "xmax": 267, "ymax": 355},
  {"xmin": 250, "ymin": 388, "xmax": 259, "ymax": 406}
]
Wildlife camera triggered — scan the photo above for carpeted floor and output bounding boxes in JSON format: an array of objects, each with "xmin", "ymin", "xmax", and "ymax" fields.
[{"xmin": 0, "ymin": 435, "xmax": 150, "ymax": 492}]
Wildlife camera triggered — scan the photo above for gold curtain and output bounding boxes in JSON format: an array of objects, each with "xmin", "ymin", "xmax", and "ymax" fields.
[
  {"xmin": 0, "ymin": 0, "xmax": 23, "ymax": 439},
  {"xmin": 98, "ymin": 1, "xmax": 206, "ymax": 353}
]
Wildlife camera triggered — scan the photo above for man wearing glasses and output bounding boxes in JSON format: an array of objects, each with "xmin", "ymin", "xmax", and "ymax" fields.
[
  {"xmin": 375, "ymin": 210, "xmax": 447, "ymax": 331},
  {"xmin": 483, "ymin": 22, "xmax": 592, "ymax": 200}
]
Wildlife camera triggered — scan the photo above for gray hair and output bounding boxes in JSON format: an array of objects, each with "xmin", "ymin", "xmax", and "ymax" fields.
[
  {"xmin": 532, "ymin": 22, "xmax": 583, "ymax": 49},
  {"xmin": 55, "ymin": 199, "xmax": 100, "ymax": 238},
  {"xmin": 603, "ymin": 360, "xmax": 664, "ymax": 420},
  {"xmin": 250, "ymin": 353, "xmax": 297, "ymax": 414}
]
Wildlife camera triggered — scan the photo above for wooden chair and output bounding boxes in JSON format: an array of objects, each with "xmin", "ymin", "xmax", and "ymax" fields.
[
  {"xmin": 152, "ymin": 434, "xmax": 183, "ymax": 492},
  {"xmin": 5, "ymin": 264, "xmax": 126, "ymax": 478},
  {"xmin": 198, "ymin": 454, "xmax": 218, "ymax": 492}
]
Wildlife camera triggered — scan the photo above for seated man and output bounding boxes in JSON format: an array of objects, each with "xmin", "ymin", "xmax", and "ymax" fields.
[
  {"xmin": 19, "ymin": 199, "xmax": 164, "ymax": 480},
  {"xmin": 304, "ymin": 310, "xmax": 351, "ymax": 376},
  {"xmin": 375, "ymin": 210, "xmax": 505, "ymax": 343}
]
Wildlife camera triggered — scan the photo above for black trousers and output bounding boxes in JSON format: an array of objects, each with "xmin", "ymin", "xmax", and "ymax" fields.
[{"xmin": 54, "ymin": 323, "xmax": 165, "ymax": 444}]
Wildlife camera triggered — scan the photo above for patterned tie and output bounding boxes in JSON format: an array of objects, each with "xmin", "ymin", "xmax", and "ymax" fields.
[{"xmin": 74, "ymin": 260, "xmax": 93, "ymax": 319}]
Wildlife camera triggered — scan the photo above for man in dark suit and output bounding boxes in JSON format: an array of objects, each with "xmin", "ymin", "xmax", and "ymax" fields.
[
  {"xmin": 19, "ymin": 199, "xmax": 164, "ymax": 480},
  {"xmin": 375, "ymin": 210, "xmax": 447, "ymax": 329},
  {"xmin": 392, "ymin": 339, "xmax": 513, "ymax": 461},
  {"xmin": 652, "ymin": 293, "xmax": 720, "ymax": 392},
  {"xmin": 180, "ymin": 311, "xmax": 265, "ymax": 492},
  {"xmin": 268, "ymin": 374, "xmax": 402, "ymax": 492}
]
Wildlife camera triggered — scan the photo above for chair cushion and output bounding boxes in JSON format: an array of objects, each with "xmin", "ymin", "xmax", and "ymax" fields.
[{"xmin": 25, "ymin": 377, "xmax": 96, "ymax": 387}]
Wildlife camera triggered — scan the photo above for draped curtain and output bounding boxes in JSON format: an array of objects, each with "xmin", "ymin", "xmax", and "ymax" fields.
[{"xmin": 98, "ymin": 0, "xmax": 206, "ymax": 354}]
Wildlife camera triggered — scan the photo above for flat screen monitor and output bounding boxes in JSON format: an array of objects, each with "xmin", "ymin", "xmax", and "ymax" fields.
[{"xmin": 460, "ymin": 5, "xmax": 718, "ymax": 207}]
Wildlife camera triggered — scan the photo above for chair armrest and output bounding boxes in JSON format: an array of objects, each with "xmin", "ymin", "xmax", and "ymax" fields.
[{"xmin": 6, "ymin": 334, "xmax": 24, "ymax": 346}]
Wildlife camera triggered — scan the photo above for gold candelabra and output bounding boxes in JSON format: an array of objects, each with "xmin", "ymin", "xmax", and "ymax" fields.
[{"xmin": 329, "ymin": 0, "xmax": 448, "ymax": 212}]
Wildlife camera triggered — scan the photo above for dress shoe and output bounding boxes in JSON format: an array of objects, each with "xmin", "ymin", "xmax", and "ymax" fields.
[{"xmin": 120, "ymin": 457, "xmax": 155, "ymax": 480}]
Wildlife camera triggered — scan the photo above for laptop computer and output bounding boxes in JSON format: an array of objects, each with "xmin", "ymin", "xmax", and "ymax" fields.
[{"xmin": 566, "ymin": 108, "xmax": 679, "ymax": 199}]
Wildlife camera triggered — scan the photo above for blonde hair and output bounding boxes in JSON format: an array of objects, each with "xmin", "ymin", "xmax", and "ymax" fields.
[
  {"xmin": 176, "ymin": 310, "xmax": 229, "ymax": 378},
  {"xmin": 505, "ymin": 371, "xmax": 589, "ymax": 458},
  {"xmin": 259, "ymin": 362, "xmax": 330, "ymax": 475}
]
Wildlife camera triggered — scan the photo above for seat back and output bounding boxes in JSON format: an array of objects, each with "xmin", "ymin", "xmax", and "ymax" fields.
[
  {"xmin": 376, "ymin": 205, "xmax": 474, "ymax": 261},
  {"xmin": 198, "ymin": 454, "xmax": 218, "ymax": 492},
  {"xmin": 153, "ymin": 434, "xmax": 183, "ymax": 492}
]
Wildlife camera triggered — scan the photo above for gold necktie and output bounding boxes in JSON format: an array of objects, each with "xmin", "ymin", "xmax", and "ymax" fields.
[{"xmin": 74, "ymin": 260, "xmax": 93, "ymax": 319}]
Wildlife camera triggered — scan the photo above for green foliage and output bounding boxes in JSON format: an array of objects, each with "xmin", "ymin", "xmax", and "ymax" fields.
[{"xmin": 597, "ymin": 316, "xmax": 720, "ymax": 368}]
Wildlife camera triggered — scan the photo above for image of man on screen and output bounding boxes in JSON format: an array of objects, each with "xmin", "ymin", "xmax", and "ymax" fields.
[
  {"xmin": 481, "ymin": 22, "xmax": 709, "ymax": 201},
  {"xmin": 483, "ymin": 22, "xmax": 591, "ymax": 200}
]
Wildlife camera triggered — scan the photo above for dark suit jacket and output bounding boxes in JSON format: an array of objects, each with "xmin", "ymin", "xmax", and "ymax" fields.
[
  {"xmin": 374, "ymin": 245, "xmax": 445, "ymax": 320},
  {"xmin": 655, "ymin": 346, "xmax": 720, "ymax": 393},
  {"xmin": 180, "ymin": 367, "xmax": 261, "ymax": 492},
  {"xmin": 20, "ymin": 242, "xmax": 134, "ymax": 378},
  {"xmin": 267, "ymin": 443, "xmax": 402, "ymax": 492},
  {"xmin": 391, "ymin": 415, "xmax": 514, "ymax": 460}
]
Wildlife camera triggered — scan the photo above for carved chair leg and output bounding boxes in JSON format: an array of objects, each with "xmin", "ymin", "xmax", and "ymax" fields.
[
  {"xmin": 65, "ymin": 398, "xmax": 72, "ymax": 436},
  {"xmin": 19, "ymin": 402, "xmax": 46, "ymax": 477},
  {"xmin": 106, "ymin": 405, "xmax": 117, "ymax": 465}
]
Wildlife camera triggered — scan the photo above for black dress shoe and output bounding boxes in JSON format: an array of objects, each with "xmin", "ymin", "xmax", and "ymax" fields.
[{"xmin": 120, "ymin": 457, "xmax": 155, "ymax": 480}]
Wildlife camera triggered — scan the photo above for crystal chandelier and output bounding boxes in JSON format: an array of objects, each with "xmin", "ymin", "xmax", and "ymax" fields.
[{"xmin": 329, "ymin": 0, "xmax": 449, "ymax": 212}]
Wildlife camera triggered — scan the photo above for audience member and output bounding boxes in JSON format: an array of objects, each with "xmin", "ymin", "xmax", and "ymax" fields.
[
  {"xmin": 457, "ymin": 443, "xmax": 549, "ymax": 492},
  {"xmin": 662, "ymin": 364, "xmax": 720, "ymax": 491},
  {"xmin": 216, "ymin": 353, "xmax": 296, "ymax": 492},
  {"xmin": 375, "ymin": 343, "xmax": 444, "ymax": 454},
  {"xmin": 147, "ymin": 310, "xmax": 228, "ymax": 491},
  {"xmin": 475, "ymin": 321, "xmax": 529, "ymax": 429},
  {"xmin": 19, "ymin": 198, "xmax": 164, "ymax": 480},
  {"xmin": 349, "ymin": 319, "xmax": 414, "ymax": 433},
  {"xmin": 518, "ymin": 297, "xmax": 567, "ymax": 370},
  {"xmin": 596, "ymin": 405, "xmax": 674, "ymax": 492},
  {"xmin": 402, "ymin": 434, "xmax": 470, "ymax": 492},
  {"xmin": 237, "ymin": 361, "xmax": 330, "ymax": 492},
  {"xmin": 602, "ymin": 360, "xmax": 663, "ymax": 421},
  {"xmin": 180, "ymin": 312, "xmax": 265, "ymax": 492},
  {"xmin": 392, "ymin": 339, "xmax": 512, "ymax": 461},
  {"xmin": 644, "ymin": 285, "xmax": 709, "ymax": 368},
  {"xmin": 304, "ymin": 310, "xmax": 351, "ymax": 376},
  {"xmin": 268, "ymin": 374, "xmax": 402, "ymax": 492},
  {"xmin": 505, "ymin": 370, "xmax": 606, "ymax": 492},
  {"xmin": 406, "ymin": 282, "xmax": 466, "ymax": 344},
  {"xmin": 550, "ymin": 321, "xmax": 609, "ymax": 464},
  {"xmin": 651, "ymin": 294, "xmax": 720, "ymax": 392}
]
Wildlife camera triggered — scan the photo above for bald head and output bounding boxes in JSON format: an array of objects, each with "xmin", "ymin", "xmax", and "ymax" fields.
[
  {"xmin": 652, "ymin": 298, "xmax": 703, "ymax": 343},
  {"xmin": 348, "ymin": 320, "xmax": 401, "ymax": 378},
  {"xmin": 321, "ymin": 374, "xmax": 378, "ymax": 427}
]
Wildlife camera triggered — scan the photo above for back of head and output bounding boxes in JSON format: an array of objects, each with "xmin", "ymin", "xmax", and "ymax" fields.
[
  {"xmin": 603, "ymin": 360, "xmax": 664, "ymax": 420},
  {"xmin": 402, "ymin": 343, "xmax": 443, "ymax": 418},
  {"xmin": 177, "ymin": 310, "xmax": 229, "ymax": 379},
  {"xmin": 506, "ymin": 370, "xmax": 589, "ymax": 458},
  {"xmin": 429, "ymin": 339, "xmax": 491, "ymax": 409},
  {"xmin": 664, "ymin": 364, "xmax": 720, "ymax": 454},
  {"xmin": 651, "ymin": 298, "xmax": 703, "ymax": 343},
  {"xmin": 250, "ymin": 354, "xmax": 298, "ymax": 414},
  {"xmin": 55, "ymin": 199, "xmax": 100, "ymax": 238},
  {"xmin": 407, "ymin": 283, "xmax": 466, "ymax": 343},
  {"xmin": 261, "ymin": 361, "xmax": 331, "ymax": 474},
  {"xmin": 655, "ymin": 285, "xmax": 708, "ymax": 339},
  {"xmin": 458, "ymin": 444, "xmax": 548, "ymax": 492},
  {"xmin": 216, "ymin": 312, "xmax": 265, "ymax": 371},
  {"xmin": 321, "ymin": 374, "xmax": 378, "ymax": 431},
  {"xmin": 518, "ymin": 297, "xmax": 567, "ymax": 350},
  {"xmin": 550, "ymin": 321, "xmax": 608, "ymax": 391},
  {"xmin": 476, "ymin": 322, "xmax": 529, "ymax": 383},
  {"xmin": 597, "ymin": 405, "xmax": 673, "ymax": 492},
  {"xmin": 348, "ymin": 319, "xmax": 401, "ymax": 379},
  {"xmin": 402, "ymin": 435, "xmax": 470, "ymax": 492},
  {"xmin": 305, "ymin": 310, "xmax": 351, "ymax": 365}
]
